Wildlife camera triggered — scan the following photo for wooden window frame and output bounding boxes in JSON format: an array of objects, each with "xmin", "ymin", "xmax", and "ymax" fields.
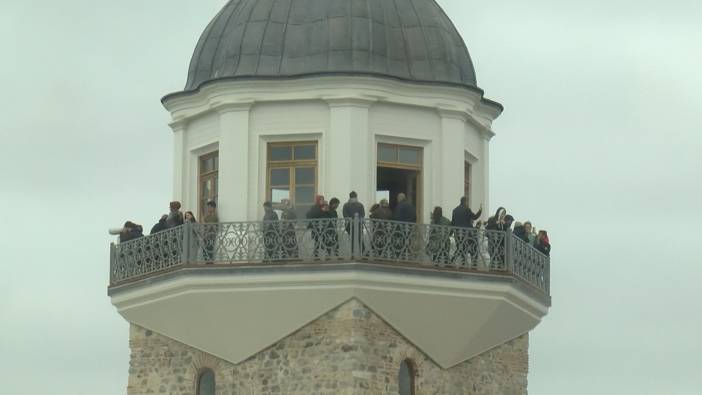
[
  {"xmin": 266, "ymin": 142, "xmax": 318, "ymax": 210},
  {"xmin": 464, "ymin": 161, "xmax": 471, "ymax": 207},
  {"xmin": 198, "ymin": 151, "xmax": 219, "ymax": 220}
]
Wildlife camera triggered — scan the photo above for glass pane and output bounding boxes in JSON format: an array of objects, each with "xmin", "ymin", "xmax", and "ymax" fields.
[
  {"xmin": 376, "ymin": 190, "xmax": 390, "ymax": 203},
  {"xmin": 398, "ymin": 147, "xmax": 420, "ymax": 165},
  {"xmin": 200, "ymin": 157, "xmax": 214, "ymax": 173},
  {"xmin": 270, "ymin": 168, "xmax": 290, "ymax": 185},
  {"xmin": 295, "ymin": 186, "xmax": 315, "ymax": 205},
  {"xmin": 378, "ymin": 144, "xmax": 396, "ymax": 162},
  {"xmin": 271, "ymin": 188, "xmax": 290, "ymax": 203},
  {"xmin": 399, "ymin": 361, "xmax": 412, "ymax": 395},
  {"xmin": 198, "ymin": 370, "xmax": 215, "ymax": 395},
  {"xmin": 295, "ymin": 167, "xmax": 315, "ymax": 185},
  {"xmin": 270, "ymin": 146, "xmax": 292, "ymax": 161},
  {"xmin": 201, "ymin": 179, "xmax": 212, "ymax": 199},
  {"xmin": 294, "ymin": 145, "xmax": 316, "ymax": 160},
  {"xmin": 213, "ymin": 155, "xmax": 218, "ymax": 171}
]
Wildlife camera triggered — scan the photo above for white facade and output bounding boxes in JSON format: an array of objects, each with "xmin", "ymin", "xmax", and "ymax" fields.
[{"xmin": 163, "ymin": 76, "xmax": 501, "ymax": 223}]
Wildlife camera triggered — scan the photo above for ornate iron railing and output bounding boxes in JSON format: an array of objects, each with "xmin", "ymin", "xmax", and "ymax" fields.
[{"xmin": 110, "ymin": 217, "xmax": 550, "ymax": 294}]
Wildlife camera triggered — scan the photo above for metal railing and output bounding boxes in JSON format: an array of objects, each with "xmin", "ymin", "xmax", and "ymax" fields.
[{"xmin": 110, "ymin": 217, "xmax": 550, "ymax": 294}]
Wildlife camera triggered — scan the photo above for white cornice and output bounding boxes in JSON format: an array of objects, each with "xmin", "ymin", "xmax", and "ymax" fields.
[{"xmin": 161, "ymin": 77, "xmax": 500, "ymax": 134}]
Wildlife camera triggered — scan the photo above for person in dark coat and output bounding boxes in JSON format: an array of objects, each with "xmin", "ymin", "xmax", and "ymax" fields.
[
  {"xmin": 535, "ymin": 230, "xmax": 551, "ymax": 257},
  {"xmin": 306, "ymin": 195, "xmax": 326, "ymax": 258},
  {"xmin": 342, "ymin": 191, "xmax": 365, "ymax": 255},
  {"xmin": 150, "ymin": 215, "xmax": 168, "ymax": 235},
  {"xmin": 391, "ymin": 193, "xmax": 416, "ymax": 259},
  {"xmin": 120, "ymin": 221, "xmax": 143, "ymax": 243},
  {"xmin": 368, "ymin": 199, "xmax": 393, "ymax": 258},
  {"xmin": 451, "ymin": 197, "xmax": 482, "ymax": 266},
  {"xmin": 427, "ymin": 207, "xmax": 451, "ymax": 265},
  {"xmin": 165, "ymin": 201, "xmax": 184, "ymax": 229},
  {"xmin": 392, "ymin": 193, "xmax": 417, "ymax": 223},
  {"xmin": 262, "ymin": 201, "xmax": 279, "ymax": 261},
  {"xmin": 321, "ymin": 198, "xmax": 340, "ymax": 257}
]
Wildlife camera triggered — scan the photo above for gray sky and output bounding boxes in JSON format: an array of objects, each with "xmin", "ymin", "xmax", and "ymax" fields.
[{"xmin": 1, "ymin": 1, "xmax": 701, "ymax": 394}]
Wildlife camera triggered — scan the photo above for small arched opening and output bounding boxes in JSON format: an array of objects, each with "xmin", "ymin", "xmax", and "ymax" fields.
[
  {"xmin": 196, "ymin": 368, "xmax": 215, "ymax": 395},
  {"xmin": 398, "ymin": 358, "xmax": 416, "ymax": 395}
]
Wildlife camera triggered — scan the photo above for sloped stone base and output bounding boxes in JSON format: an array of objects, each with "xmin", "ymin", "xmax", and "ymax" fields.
[{"xmin": 127, "ymin": 299, "xmax": 528, "ymax": 394}]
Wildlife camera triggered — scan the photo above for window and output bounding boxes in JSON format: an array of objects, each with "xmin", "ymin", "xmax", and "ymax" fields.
[
  {"xmin": 199, "ymin": 151, "xmax": 219, "ymax": 220},
  {"xmin": 399, "ymin": 359, "xmax": 416, "ymax": 395},
  {"xmin": 378, "ymin": 144, "xmax": 422, "ymax": 169},
  {"xmin": 197, "ymin": 369, "xmax": 215, "ymax": 395},
  {"xmin": 464, "ymin": 161, "xmax": 471, "ymax": 206},
  {"xmin": 267, "ymin": 142, "xmax": 317, "ymax": 218}
]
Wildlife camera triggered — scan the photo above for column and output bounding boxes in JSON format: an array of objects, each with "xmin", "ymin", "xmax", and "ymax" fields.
[
  {"xmin": 481, "ymin": 135, "xmax": 490, "ymax": 218},
  {"xmin": 217, "ymin": 104, "xmax": 251, "ymax": 222},
  {"xmin": 170, "ymin": 121, "xmax": 187, "ymax": 201},
  {"xmin": 325, "ymin": 99, "xmax": 374, "ymax": 204},
  {"xmin": 438, "ymin": 110, "xmax": 468, "ymax": 213}
]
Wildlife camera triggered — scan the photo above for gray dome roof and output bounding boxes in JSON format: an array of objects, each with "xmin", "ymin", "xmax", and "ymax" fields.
[{"xmin": 184, "ymin": 0, "xmax": 478, "ymax": 91}]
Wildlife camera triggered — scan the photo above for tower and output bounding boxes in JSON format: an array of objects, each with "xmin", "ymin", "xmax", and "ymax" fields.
[{"xmin": 109, "ymin": 1, "xmax": 551, "ymax": 394}]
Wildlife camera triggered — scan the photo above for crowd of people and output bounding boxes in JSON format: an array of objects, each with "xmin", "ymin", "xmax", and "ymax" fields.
[{"xmin": 114, "ymin": 191, "xmax": 550, "ymax": 264}]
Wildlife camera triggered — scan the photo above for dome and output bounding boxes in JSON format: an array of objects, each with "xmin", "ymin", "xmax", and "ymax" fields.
[{"xmin": 184, "ymin": 0, "xmax": 478, "ymax": 91}]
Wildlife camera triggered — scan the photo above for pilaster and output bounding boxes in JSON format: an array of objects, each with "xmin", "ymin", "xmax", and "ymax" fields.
[
  {"xmin": 169, "ymin": 121, "xmax": 188, "ymax": 202},
  {"xmin": 438, "ymin": 109, "xmax": 468, "ymax": 213},
  {"xmin": 216, "ymin": 103, "xmax": 252, "ymax": 222},
  {"xmin": 324, "ymin": 98, "xmax": 375, "ymax": 204}
]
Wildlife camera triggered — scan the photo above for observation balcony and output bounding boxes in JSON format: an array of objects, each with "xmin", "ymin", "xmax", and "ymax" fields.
[{"xmin": 108, "ymin": 218, "xmax": 551, "ymax": 368}]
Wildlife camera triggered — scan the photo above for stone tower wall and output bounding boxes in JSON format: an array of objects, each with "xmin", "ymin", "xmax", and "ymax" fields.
[{"xmin": 127, "ymin": 299, "xmax": 528, "ymax": 394}]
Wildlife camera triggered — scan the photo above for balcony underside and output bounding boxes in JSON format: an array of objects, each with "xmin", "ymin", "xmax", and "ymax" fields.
[{"xmin": 109, "ymin": 262, "xmax": 550, "ymax": 369}]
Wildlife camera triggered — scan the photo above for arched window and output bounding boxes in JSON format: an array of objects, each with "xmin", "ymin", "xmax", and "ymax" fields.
[
  {"xmin": 197, "ymin": 368, "xmax": 215, "ymax": 395},
  {"xmin": 398, "ymin": 359, "xmax": 416, "ymax": 395}
]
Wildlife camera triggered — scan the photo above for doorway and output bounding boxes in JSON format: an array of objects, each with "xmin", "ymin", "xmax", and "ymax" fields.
[{"xmin": 376, "ymin": 143, "xmax": 423, "ymax": 220}]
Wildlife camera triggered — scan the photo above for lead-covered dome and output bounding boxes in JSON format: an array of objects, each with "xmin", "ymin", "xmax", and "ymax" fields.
[{"xmin": 184, "ymin": 0, "xmax": 478, "ymax": 91}]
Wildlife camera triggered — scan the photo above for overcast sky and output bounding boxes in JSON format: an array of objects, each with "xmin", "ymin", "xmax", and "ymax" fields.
[{"xmin": 1, "ymin": 1, "xmax": 701, "ymax": 394}]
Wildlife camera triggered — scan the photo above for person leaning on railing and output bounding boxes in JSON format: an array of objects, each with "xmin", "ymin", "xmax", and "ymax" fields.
[
  {"xmin": 427, "ymin": 207, "xmax": 451, "ymax": 265},
  {"xmin": 450, "ymin": 197, "xmax": 483, "ymax": 266},
  {"xmin": 342, "ymin": 191, "xmax": 365, "ymax": 255},
  {"xmin": 280, "ymin": 199, "xmax": 299, "ymax": 259},
  {"xmin": 202, "ymin": 201, "xmax": 219, "ymax": 263},
  {"xmin": 368, "ymin": 199, "xmax": 392, "ymax": 258},
  {"xmin": 306, "ymin": 195, "xmax": 326, "ymax": 258},
  {"xmin": 535, "ymin": 230, "xmax": 551, "ymax": 257}
]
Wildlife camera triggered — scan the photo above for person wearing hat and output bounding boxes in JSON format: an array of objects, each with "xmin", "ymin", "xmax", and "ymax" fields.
[
  {"xmin": 202, "ymin": 201, "xmax": 219, "ymax": 262},
  {"xmin": 165, "ymin": 201, "xmax": 184, "ymax": 229}
]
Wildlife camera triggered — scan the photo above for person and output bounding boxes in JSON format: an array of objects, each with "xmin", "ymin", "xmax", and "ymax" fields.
[
  {"xmin": 535, "ymin": 230, "xmax": 551, "ymax": 257},
  {"xmin": 322, "ymin": 198, "xmax": 340, "ymax": 257},
  {"xmin": 165, "ymin": 201, "xmax": 184, "ymax": 229},
  {"xmin": 202, "ymin": 201, "xmax": 219, "ymax": 263},
  {"xmin": 451, "ymin": 197, "xmax": 482, "ymax": 266},
  {"xmin": 427, "ymin": 207, "xmax": 451, "ymax": 265},
  {"xmin": 523, "ymin": 221, "xmax": 536, "ymax": 245},
  {"xmin": 280, "ymin": 199, "xmax": 298, "ymax": 259},
  {"xmin": 342, "ymin": 191, "xmax": 365, "ymax": 255},
  {"xmin": 184, "ymin": 211, "xmax": 197, "ymax": 224},
  {"xmin": 150, "ymin": 215, "xmax": 168, "ymax": 235},
  {"xmin": 392, "ymin": 193, "xmax": 416, "ymax": 260},
  {"xmin": 485, "ymin": 207, "xmax": 508, "ymax": 266},
  {"xmin": 368, "ymin": 199, "xmax": 393, "ymax": 257},
  {"xmin": 513, "ymin": 221, "xmax": 527, "ymax": 242},
  {"xmin": 182, "ymin": 211, "xmax": 199, "ymax": 261},
  {"xmin": 306, "ymin": 195, "xmax": 325, "ymax": 258},
  {"xmin": 262, "ymin": 201, "xmax": 279, "ymax": 261},
  {"xmin": 119, "ymin": 221, "xmax": 143, "ymax": 243},
  {"xmin": 392, "ymin": 193, "xmax": 416, "ymax": 223}
]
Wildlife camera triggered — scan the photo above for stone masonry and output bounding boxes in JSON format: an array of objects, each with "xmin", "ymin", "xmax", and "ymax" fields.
[{"xmin": 127, "ymin": 299, "xmax": 529, "ymax": 395}]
